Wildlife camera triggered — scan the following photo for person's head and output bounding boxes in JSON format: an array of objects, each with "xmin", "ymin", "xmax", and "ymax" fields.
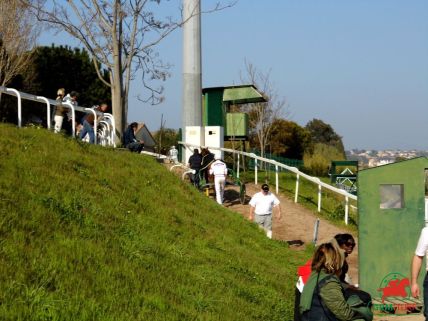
[
  {"xmin": 311, "ymin": 240, "xmax": 345, "ymax": 275},
  {"xmin": 69, "ymin": 91, "xmax": 79, "ymax": 101},
  {"xmin": 130, "ymin": 122, "xmax": 138, "ymax": 131},
  {"xmin": 261, "ymin": 183, "xmax": 270, "ymax": 194},
  {"xmin": 171, "ymin": 145, "xmax": 175, "ymax": 149},
  {"xmin": 334, "ymin": 233, "xmax": 356, "ymax": 255},
  {"xmin": 57, "ymin": 88, "xmax": 65, "ymax": 97},
  {"xmin": 99, "ymin": 103, "xmax": 109, "ymax": 112},
  {"xmin": 193, "ymin": 148, "xmax": 199, "ymax": 154}
]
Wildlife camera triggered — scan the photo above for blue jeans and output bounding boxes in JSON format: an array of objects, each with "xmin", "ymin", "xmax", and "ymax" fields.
[
  {"xmin": 424, "ymin": 272, "xmax": 428, "ymax": 320},
  {"xmin": 79, "ymin": 120, "xmax": 95, "ymax": 144},
  {"xmin": 127, "ymin": 142, "xmax": 144, "ymax": 153}
]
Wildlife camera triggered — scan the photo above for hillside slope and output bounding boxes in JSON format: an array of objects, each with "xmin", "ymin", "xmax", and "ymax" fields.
[{"xmin": 0, "ymin": 124, "xmax": 308, "ymax": 321}]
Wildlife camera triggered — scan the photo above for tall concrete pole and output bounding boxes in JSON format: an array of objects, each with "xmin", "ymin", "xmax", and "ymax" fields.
[{"xmin": 182, "ymin": 0, "xmax": 202, "ymax": 136}]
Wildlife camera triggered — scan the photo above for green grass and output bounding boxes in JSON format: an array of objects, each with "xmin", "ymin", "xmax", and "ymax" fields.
[
  {"xmin": 0, "ymin": 124, "xmax": 311, "ymax": 321},
  {"xmin": 239, "ymin": 169, "xmax": 358, "ymax": 230}
]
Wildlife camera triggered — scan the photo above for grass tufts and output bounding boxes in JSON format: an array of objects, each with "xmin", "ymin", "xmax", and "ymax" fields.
[{"xmin": 0, "ymin": 124, "xmax": 310, "ymax": 320}]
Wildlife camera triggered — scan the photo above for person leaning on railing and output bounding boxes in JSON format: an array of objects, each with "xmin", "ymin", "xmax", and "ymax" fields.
[
  {"xmin": 53, "ymin": 88, "xmax": 66, "ymax": 133},
  {"xmin": 79, "ymin": 103, "xmax": 109, "ymax": 144}
]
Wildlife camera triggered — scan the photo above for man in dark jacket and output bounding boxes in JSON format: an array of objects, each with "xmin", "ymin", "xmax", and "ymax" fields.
[
  {"xmin": 188, "ymin": 148, "xmax": 202, "ymax": 187},
  {"xmin": 123, "ymin": 122, "xmax": 144, "ymax": 153}
]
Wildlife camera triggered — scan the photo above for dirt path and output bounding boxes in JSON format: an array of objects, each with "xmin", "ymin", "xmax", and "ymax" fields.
[
  {"xmin": 168, "ymin": 164, "xmax": 421, "ymax": 320},
  {"xmin": 223, "ymin": 183, "xmax": 359, "ymax": 282},
  {"xmin": 223, "ymin": 182, "xmax": 422, "ymax": 321}
]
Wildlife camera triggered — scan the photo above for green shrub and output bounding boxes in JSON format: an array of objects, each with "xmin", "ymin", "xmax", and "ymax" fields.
[{"xmin": 303, "ymin": 143, "xmax": 345, "ymax": 176}]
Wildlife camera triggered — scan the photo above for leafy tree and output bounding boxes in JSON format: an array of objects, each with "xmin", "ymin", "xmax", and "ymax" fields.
[
  {"xmin": 27, "ymin": 45, "xmax": 111, "ymax": 107},
  {"xmin": 269, "ymin": 118, "xmax": 311, "ymax": 160},
  {"xmin": 0, "ymin": 45, "xmax": 111, "ymax": 125},
  {"xmin": 25, "ymin": 0, "xmax": 235, "ymax": 138},
  {"xmin": 305, "ymin": 118, "xmax": 345, "ymax": 157},
  {"xmin": 152, "ymin": 127, "xmax": 179, "ymax": 154}
]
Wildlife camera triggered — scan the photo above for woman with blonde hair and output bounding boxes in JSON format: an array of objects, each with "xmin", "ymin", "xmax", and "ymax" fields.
[
  {"xmin": 299, "ymin": 240, "xmax": 372, "ymax": 321},
  {"xmin": 53, "ymin": 88, "xmax": 66, "ymax": 133}
]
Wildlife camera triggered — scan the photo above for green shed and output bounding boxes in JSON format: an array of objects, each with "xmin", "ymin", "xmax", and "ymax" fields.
[
  {"xmin": 358, "ymin": 157, "xmax": 427, "ymax": 313},
  {"xmin": 202, "ymin": 85, "xmax": 266, "ymax": 140}
]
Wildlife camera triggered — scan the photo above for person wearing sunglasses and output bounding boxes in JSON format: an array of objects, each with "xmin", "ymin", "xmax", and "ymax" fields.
[
  {"xmin": 299, "ymin": 240, "xmax": 373, "ymax": 321},
  {"xmin": 335, "ymin": 233, "xmax": 371, "ymax": 306},
  {"xmin": 294, "ymin": 234, "xmax": 371, "ymax": 321}
]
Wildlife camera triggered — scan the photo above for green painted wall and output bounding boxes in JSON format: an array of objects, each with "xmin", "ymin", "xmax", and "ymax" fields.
[
  {"xmin": 203, "ymin": 89, "xmax": 224, "ymax": 127},
  {"xmin": 358, "ymin": 157, "xmax": 428, "ymax": 300},
  {"xmin": 225, "ymin": 113, "xmax": 248, "ymax": 137}
]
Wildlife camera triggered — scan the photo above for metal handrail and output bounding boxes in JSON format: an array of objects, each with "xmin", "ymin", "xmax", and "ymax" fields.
[
  {"xmin": 0, "ymin": 86, "xmax": 115, "ymax": 147},
  {"xmin": 179, "ymin": 141, "xmax": 357, "ymax": 225}
]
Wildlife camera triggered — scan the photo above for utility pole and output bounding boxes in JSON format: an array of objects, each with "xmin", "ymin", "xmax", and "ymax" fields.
[{"xmin": 182, "ymin": 0, "xmax": 202, "ymax": 135}]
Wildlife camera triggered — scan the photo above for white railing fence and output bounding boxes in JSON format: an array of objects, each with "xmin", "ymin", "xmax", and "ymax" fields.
[
  {"xmin": 179, "ymin": 142, "xmax": 358, "ymax": 225},
  {"xmin": 0, "ymin": 86, "xmax": 116, "ymax": 147}
]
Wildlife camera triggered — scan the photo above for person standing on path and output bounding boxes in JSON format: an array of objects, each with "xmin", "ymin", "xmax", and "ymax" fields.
[
  {"xmin": 411, "ymin": 226, "xmax": 428, "ymax": 321},
  {"xmin": 188, "ymin": 148, "xmax": 202, "ymax": 187},
  {"xmin": 248, "ymin": 183, "xmax": 281, "ymax": 239},
  {"xmin": 209, "ymin": 159, "xmax": 228, "ymax": 205}
]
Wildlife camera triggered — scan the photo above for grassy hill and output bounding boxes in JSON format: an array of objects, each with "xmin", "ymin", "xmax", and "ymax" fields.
[{"xmin": 0, "ymin": 124, "xmax": 310, "ymax": 321}]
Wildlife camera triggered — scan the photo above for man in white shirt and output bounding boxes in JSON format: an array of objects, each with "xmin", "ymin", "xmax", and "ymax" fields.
[
  {"xmin": 249, "ymin": 184, "xmax": 281, "ymax": 239},
  {"xmin": 411, "ymin": 226, "xmax": 428, "ymax": 320},
  {"xmin": 209, "ymin": 159, "xmax": 228, "ymax": 205}
]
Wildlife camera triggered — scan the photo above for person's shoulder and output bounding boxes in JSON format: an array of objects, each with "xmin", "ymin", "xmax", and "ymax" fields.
[{"xmin": 421, "ymin": 227, "xmax": 428, "ymax": 236}]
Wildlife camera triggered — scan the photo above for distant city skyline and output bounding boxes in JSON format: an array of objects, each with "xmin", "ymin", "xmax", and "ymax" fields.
[{"xmin": 38, "ymin": 1, "xmax": 428, "ymax": 151}]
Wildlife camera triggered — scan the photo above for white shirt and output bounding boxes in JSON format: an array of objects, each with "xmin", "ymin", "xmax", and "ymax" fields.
[
  {"xmin": 209, "ymin": 160, "xmax": 227, "ymax": 177},
  {"xmin": 415, "ymin": 227, "xmax": 428, "ymax": 270},
  {"xmin": 249, "ymin": 191, "xmax": 280, "ymax": 215}
]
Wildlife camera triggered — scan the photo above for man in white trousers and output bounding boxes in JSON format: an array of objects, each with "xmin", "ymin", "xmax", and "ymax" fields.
[
  {"xmin": 249, "ymin": 184, "xmax": 281, "ymax": 239},
  {"xmin": 209, "ymin": 159, "xmax": 228, "ymax": 205}
]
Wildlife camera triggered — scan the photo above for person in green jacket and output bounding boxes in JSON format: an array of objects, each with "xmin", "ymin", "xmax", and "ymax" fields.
[{"xmin": 299, "ymin": 240, "xmax": 373, "ymax": 321}]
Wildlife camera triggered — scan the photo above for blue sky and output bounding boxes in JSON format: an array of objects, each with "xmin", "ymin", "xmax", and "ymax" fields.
[{"xmin": 39, "ymin": 1, "xmax": 428, "ymax": 150}]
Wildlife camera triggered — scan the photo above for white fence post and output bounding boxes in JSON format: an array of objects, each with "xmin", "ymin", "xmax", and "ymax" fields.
[
  {"xmin": 63, "ymin": 102, "xmax": 75, "ymax": 137},
  {"xmin": 254, "ymin": 158, "xmax": 258, "ymax": 185},
  {"xmin": 345, "ymin": 196, "xmax": 349, "ymax": 225},
  {"xmin": 36, "ymin": 96, "xmax": 51, "ymax": 129},
  {"xmin": 6, "ymin": 88, "xmax": 22, "ymax": 127},
  {"xmin": 295, "ymin": 174, "xmax": 300, "ymax": 203},
  {"xmin": 84, "ymin": 108, "xmax": 97, "ymax": 144},
  {"xmin": 275, "ymin": 163, "xmax": 279, "ymax": 194},
  {"xmin": 177, "ymin": 141, "xmax": 357, "ymax": 224},
  {"xmin": 103, "ymin": 113, "xmax": 116, "ymax": 147},
  {"xmin": 237, "ymin": 152, "xmax": 240, "ymax": 178}
]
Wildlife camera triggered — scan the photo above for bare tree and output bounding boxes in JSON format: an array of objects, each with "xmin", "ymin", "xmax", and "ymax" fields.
[
  {"xmin": 0, "ymin": 0, "xmax": 38, "ymax": 90},
  {"xmin": 240, "ymin": 61, "xmax": 288, "ymax": 162},
  {"xmin": 23, "ymin": 0, "xmax": 235, "ymax": 139}
]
